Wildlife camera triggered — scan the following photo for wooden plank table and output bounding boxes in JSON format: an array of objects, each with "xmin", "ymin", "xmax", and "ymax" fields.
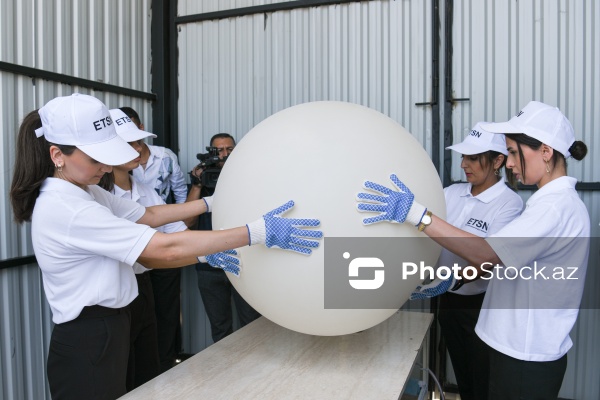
[{"xmin": 121, "ymin": 310, "xmax": 433, "ymax": 400}]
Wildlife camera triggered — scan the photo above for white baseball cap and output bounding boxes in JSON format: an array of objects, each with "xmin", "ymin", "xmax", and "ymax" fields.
[
  {"xmin": 446, "ymin": 121, "xmax": 508, "ymax": 155},
  {"xmin": 109, "ymin": 108, "xmax": 157, "ymax": 142},
  {"xmin": 482, "ymin": 101, "xmax": 575, "ymax": 158},
  {"xmin": 35, "ymin": 93, "xmax": 139, "ymax": 165}
]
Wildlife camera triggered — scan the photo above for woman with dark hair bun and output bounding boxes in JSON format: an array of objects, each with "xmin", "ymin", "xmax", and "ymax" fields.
[{"xmin": 358, "ymin": 101, "xmax": 590, "ymax": 400}]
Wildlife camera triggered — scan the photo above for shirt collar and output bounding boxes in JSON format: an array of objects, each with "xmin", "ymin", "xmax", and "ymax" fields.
[
  {"xmin": 458, "ymin": 179, "xmax": 508, "ymax": 204},
  {"xmin": 146, "ymin": 144, "xmax": 160, "ymax": 166},
  {"xmin": 458, "ymin": 184, "xmax": 473, "ymax": 198},
  {"xmin": 474, "ymin": 179, "xmax": 509, "ymax": 204},
  {"xmin": 112, "ymin": 176, "xmax": 141, "ymax": 202},
  {"xmin": 527, "ymin": 176, "xmax": 577, "ymax": 206},
  {"xmin": 40, "ymin": 177, "xmax": 95, "ymax": 201}
]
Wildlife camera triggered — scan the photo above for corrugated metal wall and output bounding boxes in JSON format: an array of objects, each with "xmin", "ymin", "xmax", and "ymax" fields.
[
  {"xmin": 0, "ymin": 1, "xmax": 153, "ymax": 398},
  {"xmin": 448, "ymin": 1, "xmax": 600, "ymax": 399},
  {"xmin": 176, "ymin": 0, "xmax": 434, "ymax": 177}
]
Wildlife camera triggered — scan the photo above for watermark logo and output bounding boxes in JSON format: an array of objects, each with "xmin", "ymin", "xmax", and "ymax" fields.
[
  {"xmin": 324, "ymin": 238, "xmax": 430, "ymax": 309},
  {"xmin": 346, "ymin": 252, "xmax": 385, "ymax": 290},
  {"xmin": 323, "ymin": 237, "xmax": 594, "ymax": 310}
]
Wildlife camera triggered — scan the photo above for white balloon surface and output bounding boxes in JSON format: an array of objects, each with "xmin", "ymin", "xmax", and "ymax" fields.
[{"xmin": 213, "ymin": 101, "xmax": 445, "ymax": 336}]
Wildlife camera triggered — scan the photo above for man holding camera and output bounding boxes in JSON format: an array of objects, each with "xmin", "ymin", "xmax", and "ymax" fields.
[{"xmin": 188, "ymin": 133, "xmax": 261, "ymax": 343}]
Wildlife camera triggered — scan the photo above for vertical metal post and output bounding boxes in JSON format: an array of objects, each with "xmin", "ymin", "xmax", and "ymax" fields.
[
  {"xmin": 168, "ymin": 0, "xmax": 180, "ymax": 153},
  {"xmin": 429, "ymin": 0, "xmax": 442, "ymax": 397},
  {"xmin": 151, "ymin": 0, "xmax": 179, "ymax": 151},
  {"xmin": 431, "ymin": 0, "xmax": 441, "ymax": 175},
  {"xmin": 443, "ymin": 0, "xmax": 454, "ymax": 188}
]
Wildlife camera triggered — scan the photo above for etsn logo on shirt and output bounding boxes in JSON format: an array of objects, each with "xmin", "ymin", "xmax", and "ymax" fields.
[
  {"xmin": 466, "ymin": 218, "xmax": 489, "ymax": 233},
  {"xmin": 93, "ymin": 116, "xmax": 113, "ymax": 131},
  {"xmin": 114, "ymin": 115, "xmax": 132, "ymax": 126},
  {"xmin": 470, "ymin": 129, "xmax": 482, "ymax": 138}
]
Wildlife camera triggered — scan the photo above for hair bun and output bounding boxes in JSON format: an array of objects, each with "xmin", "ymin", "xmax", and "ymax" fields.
[{"xmin": 569, "ymin": 141, "xmax": 588, "ymax": 161}]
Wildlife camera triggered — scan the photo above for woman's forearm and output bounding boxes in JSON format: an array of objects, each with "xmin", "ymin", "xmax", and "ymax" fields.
[
  {"xmin": 137, "ymin": 199, "xmax": 207, "ymax": 228},
  {"xmin": 424, "ymin": 214, "xmax": 502, "ymax": 272},
  {"xmin": 137, "ymin": 226, "xmax": 249, "ymax": 269}
]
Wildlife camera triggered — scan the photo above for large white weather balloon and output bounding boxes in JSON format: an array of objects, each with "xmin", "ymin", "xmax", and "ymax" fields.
[{"xmin": 213, "ymin": 101, "xmax": 445, "ymax": 336}]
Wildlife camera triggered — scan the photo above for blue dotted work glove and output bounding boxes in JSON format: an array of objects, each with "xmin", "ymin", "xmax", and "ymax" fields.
[
  {"xmin": 246, "ymin": 200, "xmax": 323, "ymax": 255},
  {"xmin": 198, "ymin": 249, "xmax": 241, "ymax": 276},
  {"xmin": 357, "ymin": 174, "xmax": 426, "ymax": 226},
  {"xmin": 409, "ymin": 276, "xmax": 459, "ymax": 300}
]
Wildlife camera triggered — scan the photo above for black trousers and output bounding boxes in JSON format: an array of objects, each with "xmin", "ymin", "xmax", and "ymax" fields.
[
  {"xmin": 149, "ymin": 268, "xmax": 181, "ymax": 372},
  {"xmin": 47, "ymin": 305, "xmax": 131, "ymax": 400},
  {"xmin": 438, "ymin": 291, "xmax": 489, "ymax": 400},
  {"xmin": 487, "ymin": 344, "xmax": 567, "ymax": 400},
  {"xmin": 126, "ymin": 272, "xmax": 160, "ymax": 391},
  {"xmin": 196, "ymin": 264, "xmax": 261, "ymax": 343}
]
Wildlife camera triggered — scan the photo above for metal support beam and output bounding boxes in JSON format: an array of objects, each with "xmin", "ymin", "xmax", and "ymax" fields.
[
  {"xmin": 0, "ymin": 256, "xmax": 37, "ymax": 271},
  {"xmin": 0, "ymin": 61, "xmax": 156, "ymax": 101},
  {"xmin": 175, "ymin": 0, "xmax": 375, "ymax": 25}
]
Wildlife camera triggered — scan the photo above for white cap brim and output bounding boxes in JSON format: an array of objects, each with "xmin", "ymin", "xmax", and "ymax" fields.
[
  {"xmin": 77, "ymin": 134, "xmax": 140, "ymax": 166},
  {"xmin": 117, "ymin": 126, "xmax": 157, "ymax": 142},
  {"xmin": 446, "ymin": 139, "xmax": 508, "ymax": 155},
  {"xmin": 446, "ymin": 142, "xmax": 487, "ymax": 155}
]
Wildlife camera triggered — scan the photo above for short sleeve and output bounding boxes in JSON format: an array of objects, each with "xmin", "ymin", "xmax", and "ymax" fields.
[
  {"xmin": 66, "ymin": 202, "xmax": 156, "ymax": 266},
  {"xmin": 486, "ymin": 203, "xmax": 561, "ymax": 270},
  {"xmin": 88, "ymin": 185, "xmax": 147, "ymax": 222}
]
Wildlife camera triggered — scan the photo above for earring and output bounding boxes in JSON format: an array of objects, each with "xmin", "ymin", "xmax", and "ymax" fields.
[
  {"xmin": 55, "ymin": 164, "xmax": 63, "ymax": 172},
  {"xmin": 494, "ymin": 169, "xmax": 499, "ymax": 176},
  {"xmin": 545, "ymin": 160, "xmax": 551, "ymax": 173}
]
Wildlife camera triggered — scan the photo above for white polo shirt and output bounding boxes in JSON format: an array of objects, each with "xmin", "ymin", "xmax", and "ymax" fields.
[
  {"xmin": 112, "ymin": 177, "xmax": 187, "ymax": 274},
  {"xmin": 477, "ymin": 176, "xmax": 590, "ymax": 361},
  {"xmin": 437, "ymin": 180, "xmax": 523, "ymax": 295},
  {"xmin": 32, "ymin": 178, "xmax": 156, "ymax": 324},
  {"xmin": 132, "ymin": 144, "xmax": 187, "ymax": 204}
]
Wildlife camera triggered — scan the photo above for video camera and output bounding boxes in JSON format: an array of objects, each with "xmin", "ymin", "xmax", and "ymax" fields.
[{"xmin": 190, "ymin": 146, "xmax": 228, "ymax": 189}]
